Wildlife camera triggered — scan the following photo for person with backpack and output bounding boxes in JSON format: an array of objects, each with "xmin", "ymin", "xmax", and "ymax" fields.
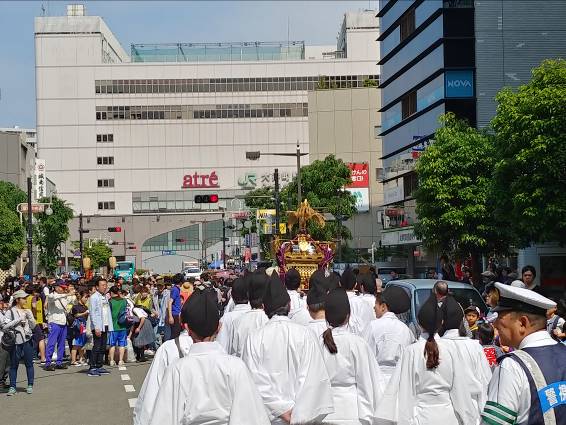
[
  {"xmin": 108, "ymin": 286, "xmax": 127, "ymax": 366},
  {"xmin": 2, "ymin": 290, "xmax": 36, "ymax": 396},
  {"xmin": 477, "ymin": 322, "xmax": 504, "ymax": 370},
  {"xmin": 70, "ymin": 290, "xmax": 89, "ymax": 367}
]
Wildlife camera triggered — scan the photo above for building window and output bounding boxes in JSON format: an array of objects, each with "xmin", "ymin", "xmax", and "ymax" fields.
[
  {"xmin": 374, "ymin": 125, "xmax": 382, "ymax": 139},
  {"xmin": 98, "ymin": 201, "xmax": 115, "ymax": 210},
  {"xmin": 399, "ymin": 9, "xmax": 416, "ymax": 42},
  {"xmin": 97, "ymin": 156, "xmax": 114, "ymax": 165},
  {"xmin": 402, "ymin": 91, "xmax": 417, "ymax": 119},
  {"xmin": 97, "ymin": 179, "xmax": 115, "ymax": 188},
  {"xmin": 96, "ymin": 134, "xmax": 114, "ymax": 143}
]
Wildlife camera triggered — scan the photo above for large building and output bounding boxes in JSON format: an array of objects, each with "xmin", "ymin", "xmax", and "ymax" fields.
[
  {"xmin": 35, "ymin": 5, "xmax": 379, "ymax": 272},
  {"xmin": 377, "ymin": 0, "xmax": 566, "ymax": 280}
]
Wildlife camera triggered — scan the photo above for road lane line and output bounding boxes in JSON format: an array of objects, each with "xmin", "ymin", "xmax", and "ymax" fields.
[
  {"xmin": 128, "ymin": 398, "xmax": 137, "ymax": 408},
  {"xmin": 121, "ymin": 374, "xmax": 131, "ymax": 381},
  {"xmin": 119, "ymin": 366, "xmax": 127, "ymax": 371},
  {"xmin": 124, "ymin": 384, "xmax": 135, "ymax": 393}
]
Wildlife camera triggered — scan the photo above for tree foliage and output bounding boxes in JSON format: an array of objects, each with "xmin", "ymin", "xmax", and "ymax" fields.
[
  {"xmin": 0, "ymin": 181, "xmax": 27, "ymax": 213},
  {"xmin": 82, "ymin": 240, "xmax": 113, "ymax": 271},
  {"xmin": 491, "ymin": 59, "xmax": 566, "ymax": 245},
  {"xmin": 0, "ymin": 202, "xmax": 25, "ymax": 270},
  {"xmin": 34, "ymin": 197, "xmax": 74, "ymax": 273},
  {"xmin": 414, "ymin": 114, "xmax": 511, "ymax": 264},
  {"xmin": 282, "ymin": 154, "xmax": 357, "ymax": 242}
]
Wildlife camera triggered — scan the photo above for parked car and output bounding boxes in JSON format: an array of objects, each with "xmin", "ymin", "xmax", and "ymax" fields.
[
  {"xmin": 385, "ymin": 279, "xmax": 488, "ymax": 338},
  {"xmin": 182, "ymin": 267, "xmax": 202, "ymax": 280}
]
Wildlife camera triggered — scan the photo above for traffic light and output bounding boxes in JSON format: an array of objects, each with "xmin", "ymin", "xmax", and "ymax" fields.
[
  {"xmin": 108, "ymin": 227, "xmax": 122, "ymax": 232},
  {"xmin": 194, "ymin": 194, "xmax": 219, "ymax": 203}
]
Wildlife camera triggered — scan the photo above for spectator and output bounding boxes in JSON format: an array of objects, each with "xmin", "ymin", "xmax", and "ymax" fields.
[
  {"xmin": 4, "ymin": 290, "xmax": 36, "ymax": 396},
  {"xmin": 44, "ymin": 280, "xmax": 74, "ymax": 371},
  {"xmin": 0, "ymin": 295, "xmax": 12, "ymax": 389},
  {"xmin": 477, "ymin": 322, "xmax": 504, "ymax": 370},
  {"xmin": 521, "ymin": 265, "xmax": 539, "ymax": 292},
  {"xmin": 70, "ymin": 290, "xmax": 89, "ymax": 366},
  {"xmin": 461, "ymin": 267, "xmax": 472, "ymax": 285},
  {"xmin": 547, "ymin": 299, "xmax": 566, "ymax": 342},
  {"xmin": 23, "ymin": 285, "xmax": 46, "ymax": 364},
  {"xmin": 479, "ymin": 270, "xmax": 496, "ymax": 297},
  {"xmin": 133, "ymin": 286, "xmax": 152, "ymax": 310},
  {"xmin": 168, "ymin": 274, "xmax": 183, "ymax": 339},
  {"xmin": 89, "ymin": 278, "xmax": 113, "ymax": 377},
  {"xmin": 108, "ymin": 286, "xmax": 127, "ymax": 366},
  {"xmin": 439, "ymin": 255, "xmax": 456, "ymax": 281},
  {"xmin": 389, "ymin": 270, "xmax": 399, "ymax": 281},
  {"xmin": 155, "ymin": 281, "xmax": 171, "ymax": 343},
  {"xmin": 464, "ymin": 305, "xmax": 481, "ymax": 339},
  {"xmin": 131, "ymin": 305, "xmax": 155, "ymax": 362}
]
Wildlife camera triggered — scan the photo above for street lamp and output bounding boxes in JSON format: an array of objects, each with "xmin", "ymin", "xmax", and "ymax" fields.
[{"xmin": 245, "ymin": 142, "xmax": 308, "ymax": 204}]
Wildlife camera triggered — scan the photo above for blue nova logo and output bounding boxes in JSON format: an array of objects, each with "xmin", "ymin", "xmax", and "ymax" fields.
[{"xmin": 447, "ymin": 79, "xmax": 472, "ymax": 88}]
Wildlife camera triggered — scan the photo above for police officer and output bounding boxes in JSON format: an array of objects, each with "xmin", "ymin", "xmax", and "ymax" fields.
[{"xmin": 482, "ymin": 283, "xmax": 566, "ymax": 425}]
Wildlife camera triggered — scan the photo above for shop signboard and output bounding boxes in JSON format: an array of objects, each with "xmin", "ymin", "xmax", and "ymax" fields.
[{"xmin": 445, "ymin": 70, "xmax": 474, "ymax": 98}]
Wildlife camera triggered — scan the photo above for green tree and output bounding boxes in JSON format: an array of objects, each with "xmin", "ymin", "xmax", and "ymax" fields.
[
  {"xmin": 414, "ymin": 114, "xmax": 511, "ymax": 282},
  {"xmin": 81, "ymin": 240, "xmax": 113, "ymax": 271},
  {"xmin": 0, "ymin": 181, "xmax": 27, "ymax": 213},
  {"xmin": 491, "ymin": 59, "xmax": 566, "ymax": 245},
  {"xmin": 34, "ymin": 197, "xmax": 74, "ymax": 273},
  {"xmin": 282, "ymin": 154, "xmax": 357, "ymax": 242},
  {"xmin": 0, "ymin": 202, "xmax": 25, "ymax": 270}
]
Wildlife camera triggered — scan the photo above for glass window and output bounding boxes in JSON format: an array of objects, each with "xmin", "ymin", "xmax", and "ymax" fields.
[
  {"xmin": 108, "ymin": 134, "xmax": 114, "ymax": 142},
  {"xmin": 96, "ymin": 134, "xmax": 102, "ymax": 142},
  {"xmin": 98, "ymin": 202, "xmax": 103, "ymax": 210}
]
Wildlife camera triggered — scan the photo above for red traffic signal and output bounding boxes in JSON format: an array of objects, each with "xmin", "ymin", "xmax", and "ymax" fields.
[
  {"xmin": 108, "ymin": 227, "xmax": 122, "ymax": 232},
  {"xmin": 194, "ymin": 194, "xmax": 219, "ymax": 204}
]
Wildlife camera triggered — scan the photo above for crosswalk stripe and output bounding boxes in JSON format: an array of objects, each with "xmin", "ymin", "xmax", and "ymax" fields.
[
  {"xmin": 124, "ymin": 384, "xmax": 136, "ymax": 393},
  {"xmin": 128, "ymin": 398, "xmax": 137, "ymax": 408},
  {"xmin": 121, "ymin": 374, "xmax": 131, "ymax": 381}
]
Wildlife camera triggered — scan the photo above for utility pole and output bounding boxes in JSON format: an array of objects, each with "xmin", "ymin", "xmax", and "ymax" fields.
[
  {"xmin": 274, "ymin": 168, "xmax": 280, "ymax": 235},
  {"xmin": 26, "ymin": 177, "xmax": 33, "ymax": 275},
  {"xmin": 79, "ymin": 213, "xmax": 84, "ymax": 274},
  {"xmin": 296, "ymin": 143, "xmax": 302, "ymax": 204},
  {"xmin": 222, "ymin": 211, "xmax": 226, "ymax": 269}
]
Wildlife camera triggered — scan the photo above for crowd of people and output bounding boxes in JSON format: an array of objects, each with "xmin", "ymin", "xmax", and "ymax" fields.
[{"xmin": 1, "ymin": 264, "xmax": 565, "ymax": 425}]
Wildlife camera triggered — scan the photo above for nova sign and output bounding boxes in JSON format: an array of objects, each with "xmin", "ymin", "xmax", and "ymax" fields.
[
  {"xmin": 182, "ymin": 171, "xmax": 219, "ymax": 189},
  {"xmin": 445, "ymin": 70, "xmax": 474, "ymax": 98}
]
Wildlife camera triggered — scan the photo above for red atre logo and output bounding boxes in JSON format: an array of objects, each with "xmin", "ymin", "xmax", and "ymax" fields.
[{"xmin": 182, "ymin": 171, "xmax": 219, "ymax": 189}]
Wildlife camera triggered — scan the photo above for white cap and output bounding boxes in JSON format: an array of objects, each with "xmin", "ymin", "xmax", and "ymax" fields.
[
  {"xmin": 493, "ymin": 282, "xmax": 556, "ymax": 315},
  {"xmin": 510, "ymin": 280, "xmax": 526, "ymax": 289}
]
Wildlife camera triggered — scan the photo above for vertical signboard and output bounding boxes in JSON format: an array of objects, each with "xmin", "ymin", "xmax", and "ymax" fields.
[
  {"xmin": 345, "ymin": 163, "xmax": 370, "ymax": 212},
  {"xmin": 35, "ymin": 159, "xmax": 46, "ymax": 200}
]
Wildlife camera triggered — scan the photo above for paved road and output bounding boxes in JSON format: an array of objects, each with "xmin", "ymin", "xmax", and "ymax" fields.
[{"xmin": 2, "ymin": 360, "xmax": 151, "ymax": 425}]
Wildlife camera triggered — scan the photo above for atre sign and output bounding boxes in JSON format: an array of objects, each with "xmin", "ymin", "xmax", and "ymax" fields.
[{"xmin": 182, "ymin": 171, "xmax": 219, "ymax": 189}]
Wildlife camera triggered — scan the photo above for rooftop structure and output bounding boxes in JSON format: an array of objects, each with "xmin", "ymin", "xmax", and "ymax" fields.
[{"xmin": 131, "ymin": 41, "xmax": 306, "ymax": 63}]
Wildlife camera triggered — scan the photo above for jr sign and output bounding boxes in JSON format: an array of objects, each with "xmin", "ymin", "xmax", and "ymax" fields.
[{"xmin": 182, "ymin": 171, "xmax": 219, "ymax": 189}]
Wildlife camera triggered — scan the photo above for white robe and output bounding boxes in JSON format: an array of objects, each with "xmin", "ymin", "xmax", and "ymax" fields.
[
  {"xmin": 308, "ymin": 318, "xmax": 328, "ymax": 340},
  {"xmin": 231, "ymin": 309, "xmax": 268, "ymax": 357},
  {"xmin": 361, "ymin": 294, "xmax": 377, "ymax": 319},
  {"xmin": 134, "ymin": 331, "xmax": 194, "ymax": 425},
  {"xmin": 288, "ymin": 291, "xmax": 311, "ymax": 326},
  {"xmin": 361, "ymin": 312, "xmax": 415, "ymax": 385},
  {"xmin": 242, "ymin": 315, "xmax": 334, "ymax": 424},
  {"xmin": 320, "ymin": 326, "xmax": 385, "ymax": 425},
  {"xmin": 347, "ymin": 292, "xmax": 375, "ymax": 335},
  {"xmin": 149, "ymin": 341, "xmax": 270, "ymax": 425},
  {"xmin": 442, "ymin": 329, "xmax": 492, "ymax": 418},
  {"xmin": 376, "ymin": 334, "xmax": 479, "ymax": 425},
  {"xmin": 216, "ymin": 303, "xmax": 251, "ymax": 354}
]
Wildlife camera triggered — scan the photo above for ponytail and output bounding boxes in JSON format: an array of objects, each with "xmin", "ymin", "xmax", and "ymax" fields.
[
  {"xmin": 424, "ymin": 335, "xmax": 440, "ymax": 369},
  {"xmin": 322, "ymin": 328, "xmax": 337, "ymax": 354}
]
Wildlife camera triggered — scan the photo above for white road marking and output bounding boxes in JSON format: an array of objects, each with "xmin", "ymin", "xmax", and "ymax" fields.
[
  {"xmin": 124, "ymin": 384, "xmax": 136, "ymax": 393},
  {"xmin": 121, "ymin": 374, "xmax": 131, "ymax": 381},
  {"xmin": 119, "ymin": 366, "xmax": 127, "ymax": 371},
  {"xmin": 128, "ymin": 398, "xmax": 137, "ymax": 408}
]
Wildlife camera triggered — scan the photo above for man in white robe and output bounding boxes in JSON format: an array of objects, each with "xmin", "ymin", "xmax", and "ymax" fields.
[
  {"xmin": 362, "ymin": 285, "xmax": 414, "ymax": 385},
  {"xmin": 285, "ymin": 268, "xmax": 311, "ymax": 325},
  {"xmin": 243, "ymin": 271, "xmax": 333, "ymax": 424},
  {"xmin": 358, "ymin": 273, "xmax": 377, "ymax": 318},
  {"xmin": 231, "ymin": 271, "xmax": 269, "ymax": 357},
  {"xmin": 440, "ymin": 295, "xmax": 491, "ymax": 418},
  {"xmin": 341, "ymin": 267, "xmax": 374, "ymax": 335},
  {"xmin": 306, "ymin": 269, "xmax": 338, "ymax": 339},
  {"xmin": 149, "ymin": 289, "xmax": 269, "ymax": 425},
  {"xmin": 215, "ymin": 277, "xmax": 250, "ymax": 353}
]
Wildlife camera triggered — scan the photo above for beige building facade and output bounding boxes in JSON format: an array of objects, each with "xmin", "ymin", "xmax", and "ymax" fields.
[{"xmin": 308, "ymin": 87, "xmax": 382, "ymax": 251}]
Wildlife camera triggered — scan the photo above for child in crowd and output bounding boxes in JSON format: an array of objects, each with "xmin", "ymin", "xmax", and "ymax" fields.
[
  {"xmin": 477, "ymin": 322, "xmax": 504, "ymax": 370},
  {"xmin": 464, "ymin": 305, "xmax": 481, "ymax": 339}
]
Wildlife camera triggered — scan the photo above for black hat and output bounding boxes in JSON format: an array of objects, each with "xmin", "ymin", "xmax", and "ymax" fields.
[
  {"xmin": 182, "ymin": 290, "xmax": 219, "ymax": 338},
  {"xmin": 325, "ymin": 288, "xmax": 351, "ymax": 327},
  {"xmin": 307, "ymin": 271, "xmax": 327, "ymax": 306},
  {"xmin": 231, "ymin": 277, "xmax": 249, "ymax": 302},
  {"xmin": 340, "ymin": 267, "xmax": 356, "ymax": 290},
  {"xmin": 417, "ymin": 293, "xmax": 439, "ymax": 336},
  {"xmin": 248, "ymin": 270, "xmax": 269, "ymax": 301},
  {"xmin": 263, "ymin": 271, "xmax": 291, "ymax": 314},
  {"xmin": 442, "ymin": 295, "xmax": 464, "ymax": 330},
  {"xmin": 285, "ymin": 268, "xmax": 301, "ymax": 290},
  {"xmin": 381, "ymin": 285, "xmax": 411, "ymax": 314}
]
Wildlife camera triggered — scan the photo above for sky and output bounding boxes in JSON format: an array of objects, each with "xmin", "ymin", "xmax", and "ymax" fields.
[{"xmin": 0, "ymin": 0, "xmax": 376, "ymax": 129}]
